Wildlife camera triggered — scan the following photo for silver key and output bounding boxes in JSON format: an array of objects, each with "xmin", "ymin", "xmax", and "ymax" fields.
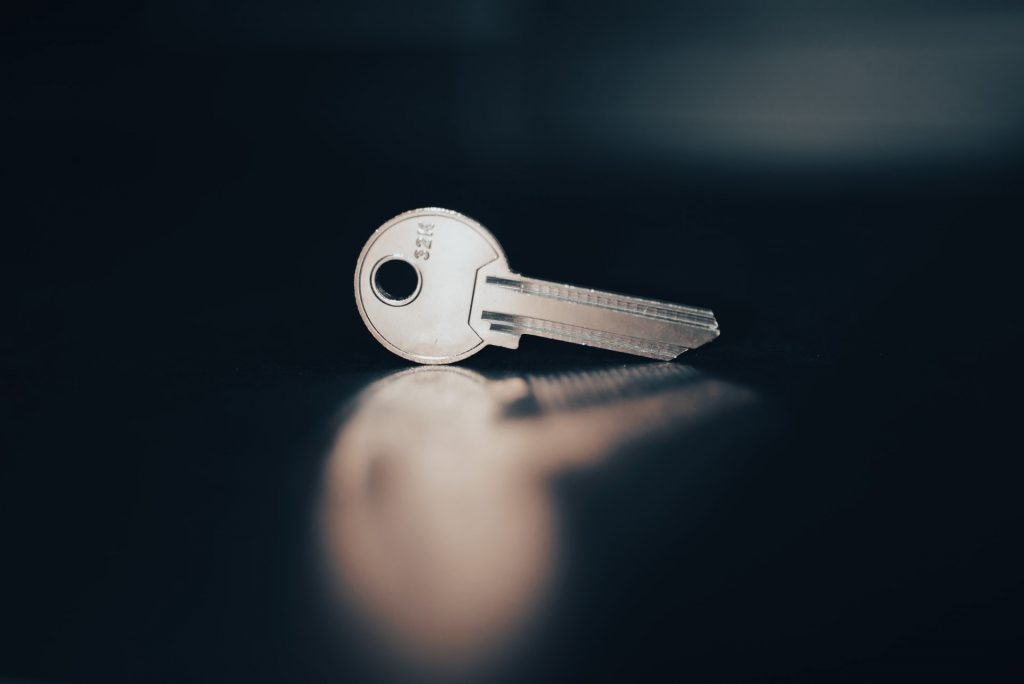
[{"xmin": 354, "ymin": 208, "xmax": 720, "ymax": 364}]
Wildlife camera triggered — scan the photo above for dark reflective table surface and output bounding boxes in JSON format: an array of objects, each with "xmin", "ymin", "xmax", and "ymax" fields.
[{"xmin": 2, "ymin": 328, "xmax": 1016, "ymax": 682}]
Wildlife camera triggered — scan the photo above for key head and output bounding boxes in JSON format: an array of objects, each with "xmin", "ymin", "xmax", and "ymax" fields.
[{"xmin": 354, "ymin": 208, "xmax": 506, "ymax": 364}]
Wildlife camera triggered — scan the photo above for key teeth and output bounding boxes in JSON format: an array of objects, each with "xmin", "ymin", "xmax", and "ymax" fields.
[{"xmin": 486, "ymin": 275, "xmax": 719, "ymax": 331}]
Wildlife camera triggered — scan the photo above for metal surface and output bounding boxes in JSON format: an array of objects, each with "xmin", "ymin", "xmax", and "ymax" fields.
[{"xmin": 354, "ymin": 208, "xmax": 720, "ymax": 364}]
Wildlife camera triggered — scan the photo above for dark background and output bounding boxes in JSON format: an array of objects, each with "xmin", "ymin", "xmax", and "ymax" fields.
[{"xmin": 2, "ymin": 1, "xmax": 1022, "ymax": 682}]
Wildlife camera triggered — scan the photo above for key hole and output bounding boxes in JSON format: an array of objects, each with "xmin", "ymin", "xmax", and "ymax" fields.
[{"xmin": 372, "ymin": 257, "xmax": 421, "ymax": 306}]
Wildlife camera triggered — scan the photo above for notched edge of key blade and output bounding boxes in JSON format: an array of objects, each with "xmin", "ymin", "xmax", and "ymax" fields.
[
  {"xmin": 484, "ymin": 276, "xmax": 719, "ymax": 331},
  {"xmin": 481, "ymin": 311, "xmax": 690, "ymax": 360},
  {"xmin": 470, "ymin": 261, "xmax": 722, "ymax": 361}
]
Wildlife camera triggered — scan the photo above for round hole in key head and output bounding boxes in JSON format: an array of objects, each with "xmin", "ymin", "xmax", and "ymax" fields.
[{"xmin": 371, "ymin": 256, "xmax": 421, "ymax": 306}]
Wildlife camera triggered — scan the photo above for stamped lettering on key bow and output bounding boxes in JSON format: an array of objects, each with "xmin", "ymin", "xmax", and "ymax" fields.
[{"xmin": 414, "ymin": 222, "xmax": 434, "ymax": 260}]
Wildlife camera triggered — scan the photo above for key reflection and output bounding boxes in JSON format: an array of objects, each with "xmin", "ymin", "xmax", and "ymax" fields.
[{"xmin": 319, "ymin": 364, "xmax": 754, "ymax": 671}]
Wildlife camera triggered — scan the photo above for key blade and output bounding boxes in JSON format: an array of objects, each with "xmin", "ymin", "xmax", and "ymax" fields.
[{"xmin": 470, "ymin": 264, "xmax": 719, "ymax": 360}]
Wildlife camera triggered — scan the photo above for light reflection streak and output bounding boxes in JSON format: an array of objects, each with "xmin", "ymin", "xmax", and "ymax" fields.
[{"xmin": 319, "ymin": 363, "xmax": 755, "ymax": 672}]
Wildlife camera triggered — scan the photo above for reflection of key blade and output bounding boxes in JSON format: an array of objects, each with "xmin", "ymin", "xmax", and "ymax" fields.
[
  {"xmin": 472, "ymin": 266, "xmax": 719, "ymax": 360},
  {"xmin": 502, "ymin": 363, "xmax": 702, "ymax": 416},
  {"xmin": 525, "ymin": 363, "xmax": 701, "ymax": 412}
]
